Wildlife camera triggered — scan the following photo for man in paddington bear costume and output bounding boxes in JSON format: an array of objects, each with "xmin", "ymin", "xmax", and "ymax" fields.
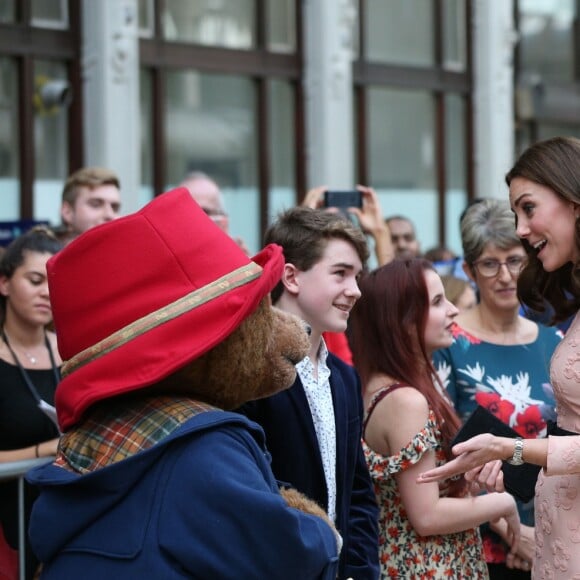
[{"xmin": 26, "ymin": 189, "xmax": 341, "ymax": 578}]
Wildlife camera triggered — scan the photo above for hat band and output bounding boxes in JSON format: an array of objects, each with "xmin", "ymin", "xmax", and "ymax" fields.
[{"xmin": 61, "ymin": 262, "xmax": 263, "ymax": 378}]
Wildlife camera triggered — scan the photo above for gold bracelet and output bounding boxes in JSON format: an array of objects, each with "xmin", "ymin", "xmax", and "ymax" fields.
[{"xmin": 35, "ymin": 444, "xmax": 40, "ymax": 458}]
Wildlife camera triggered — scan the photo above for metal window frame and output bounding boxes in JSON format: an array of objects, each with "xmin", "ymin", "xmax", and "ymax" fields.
[
  {"xmin": 139, "ymin": 0, "xmax": 304, "ymax": 241},
  {"xmin": 355, "ymin": 0, "xmax": 474, "ymax": 249}
]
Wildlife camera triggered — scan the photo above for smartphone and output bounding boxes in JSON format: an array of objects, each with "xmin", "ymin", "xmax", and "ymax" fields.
[{"xmin": 323, "ymin": 190, "xmax": 362, "ymax": 209}]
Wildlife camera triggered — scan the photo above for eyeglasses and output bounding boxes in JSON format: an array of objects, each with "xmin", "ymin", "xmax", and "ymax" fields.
[
  {"xmin": 201, "ymin": 207, "xmax": 227, "ymax": 221},
  {"xmin": 472, "ymin": 256, "xmax": 526, "ymax": 278}
]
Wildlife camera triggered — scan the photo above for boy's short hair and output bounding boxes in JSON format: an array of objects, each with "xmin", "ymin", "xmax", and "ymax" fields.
[
  {"xmin": 62, "ymin": 167, "xmax": 120, "ymax": 206},
  {"xmin": 265, "ymin": 207, "xmax": 369, "ymax": 303}
]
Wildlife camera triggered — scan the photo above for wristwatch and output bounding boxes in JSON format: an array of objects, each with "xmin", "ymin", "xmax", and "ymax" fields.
[{"xmin": 507, "ymin": 437, "xmax": 524, "ymax": 466}]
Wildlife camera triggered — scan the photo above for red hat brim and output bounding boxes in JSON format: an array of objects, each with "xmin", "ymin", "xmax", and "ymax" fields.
[{"xmin": 50, "ymin": 189, "xmax": 284, "ymax": 431}]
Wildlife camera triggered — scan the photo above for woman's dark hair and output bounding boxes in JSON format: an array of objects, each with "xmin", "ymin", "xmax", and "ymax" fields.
[
  {"xmin": 505, "ymin": 136, "xmax": 580, "ymax": 322},
  {"xmin": 0, "ymin": 226, "xmax": 63, "ymax": 319},
  {"xmin": 349, "ymin": 258, "xmax": 466, "ymax": 495}
]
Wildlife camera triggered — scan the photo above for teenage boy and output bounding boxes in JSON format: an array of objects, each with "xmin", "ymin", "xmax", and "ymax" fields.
[{"xmin": 238, "ymin": 207, "xmax": 380, "ymax": 580}]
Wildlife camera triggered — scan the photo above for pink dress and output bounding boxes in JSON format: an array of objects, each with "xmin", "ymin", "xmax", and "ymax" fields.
[{"xmin": 535, "ymin": 311, "xmax": 580, "ymax": 579}]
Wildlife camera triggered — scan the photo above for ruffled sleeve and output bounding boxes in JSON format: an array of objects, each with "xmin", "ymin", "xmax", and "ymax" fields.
[{"xmin": 380, "ymin": 409, "xmax": 442, "ymax": 476}]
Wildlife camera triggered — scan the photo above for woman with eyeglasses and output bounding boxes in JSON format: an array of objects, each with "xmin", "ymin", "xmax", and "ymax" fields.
[{"xmin": 432, "ymin": 198, "xmax": 562, "ymax": 579}]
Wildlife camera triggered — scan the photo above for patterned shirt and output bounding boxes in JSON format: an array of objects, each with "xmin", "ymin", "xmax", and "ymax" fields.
[{"xmin": 296, "ymin": 341, "xmax": 337, "ymax": 521}]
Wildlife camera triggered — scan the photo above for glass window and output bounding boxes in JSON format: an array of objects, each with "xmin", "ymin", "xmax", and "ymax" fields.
[
  {"xmin": 444, "ymin": 93, "xmax": 467, "ymax": 256},
  {"xmin": 367, "ymin": 87, "xmax": 437, "ymax": 250},
  {"xmin": 164, "ymin": 70, "xmax": 259, "ymax": 251},
  {"xmin": 0, "ymin": 57, "xmax": 19, "ymax": 220},
  {"xmin": 0, "ymin": 0, "xmax": 15, "ymax": 24},
  {"xmin": 138, "ymin": 0, "xmax": 155, "ymax": 38},
  {"xmin": 268, "ymin": 79, "xmax": 296, "ymax": 222},
  {"xmin": 443, "ymin": 0, "xmax": 467, "ymax": 72},
  {"xmin": 537, "ymin": 122, "xmax": 580, "ymax": 140},
  {"xmin": 518, "ymin": 0, "xmax": 575, "ymax": 83},
  {"xmin": 33, "ymin": 60, "xmax": 70, "ymax": 225},
  {"xmin": 139, "ymin": 68, "xmax": 154, "ymax": 206},
  {"xmin": 266, "ymin": 0, "xmax": 296, "ymax": 53},
  {"xmin": 162, "ymin": 0, "xmax": 256, "ymax": 49},
  {"xmin": 31, "ymin": 0, "xmax": 69, "ymax": 29},
  {"xmin": 364, "ymin": 0, "xmax": 434, "ymax": 66}
]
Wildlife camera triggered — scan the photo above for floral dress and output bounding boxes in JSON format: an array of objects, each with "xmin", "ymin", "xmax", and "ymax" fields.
[
  {"xmin": 363, "ymin": 386, "xmax": 488, "ymax": 579},
  {"xmin": 433, "ymin": 322, "xmax": 562, "ymax": 564}
]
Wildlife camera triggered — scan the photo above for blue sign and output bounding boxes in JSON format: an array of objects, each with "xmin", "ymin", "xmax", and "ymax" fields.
[{"xmin": 0, "ymin": 221, "xmax": 50, "ymax": 246}]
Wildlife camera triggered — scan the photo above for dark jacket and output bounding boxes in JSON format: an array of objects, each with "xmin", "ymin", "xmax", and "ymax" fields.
[
  {"xmin": 238, "ymin": 353, "xmax": 380, "ymax": 580},
  {"xmin": 26, "ymin": 410, "xmax": 339, "ymax": 579}
]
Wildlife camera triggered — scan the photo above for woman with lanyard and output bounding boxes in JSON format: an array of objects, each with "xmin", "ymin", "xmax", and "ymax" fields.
[{"xmin": 0, "ymin": 227, "xmax": 62, "ymax": 580}]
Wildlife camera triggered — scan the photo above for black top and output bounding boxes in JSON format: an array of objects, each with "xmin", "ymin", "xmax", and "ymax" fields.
[
  {"xmin": 0, "ymin": 357, "xmax": 59, "ymax": 575},
  {"xmin": 0, "ymin": 358, "xmax": 59, "ymax": 450}
]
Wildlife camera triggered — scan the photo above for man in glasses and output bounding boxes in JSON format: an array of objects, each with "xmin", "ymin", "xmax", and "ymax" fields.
[{"xmin": 180, "ymin": 171, "xmax": 250, "ymax": 255}]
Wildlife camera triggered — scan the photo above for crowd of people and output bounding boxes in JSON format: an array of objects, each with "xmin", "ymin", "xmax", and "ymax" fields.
[{"xmin": 2, "ymin": 135, "xmax": 580, "ymax": 579}]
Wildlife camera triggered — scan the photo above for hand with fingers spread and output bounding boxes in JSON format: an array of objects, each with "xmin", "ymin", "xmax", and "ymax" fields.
[{"xmin": 417, "ymin": 433, "xmax": 511, "ymax": 485}]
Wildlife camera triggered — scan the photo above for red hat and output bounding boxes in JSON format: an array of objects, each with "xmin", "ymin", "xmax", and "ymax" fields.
[{"xmin": 50, "ymin": 188, "xmax": 284, "ymax": 431}]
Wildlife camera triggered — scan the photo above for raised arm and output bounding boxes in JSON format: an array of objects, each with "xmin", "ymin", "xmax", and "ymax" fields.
[
  {"xmin": 348, "ymin": 186, "xmax": 394, "ymax": 266},
  {"xmin": 368, "ymin": 389, "xmax": 519, "ymax": 545},
  {"xmin": 417, "ymin": 433, "xmax": 553, "ymax": 485}
]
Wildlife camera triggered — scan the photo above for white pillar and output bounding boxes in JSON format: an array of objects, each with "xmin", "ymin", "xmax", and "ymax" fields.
[
  {"xmin": 81, "ymin": 0, "xmax": 140, "ymax": 214},
  {"xmin": 473, "ymin": 0, "xmax": 517, "ymax": 200},
  {"xmin": 303, "ymin": 0, "xmax": 357, "ymax": 189}
]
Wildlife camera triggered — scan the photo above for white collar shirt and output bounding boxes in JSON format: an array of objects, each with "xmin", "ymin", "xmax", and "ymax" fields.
[{"xmin": 296, "ymin": 341, "xmax": 337, "ymax": 521}]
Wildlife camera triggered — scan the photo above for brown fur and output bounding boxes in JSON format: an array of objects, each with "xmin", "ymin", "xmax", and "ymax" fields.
[
  {"xmin": 83, "ymin": 297, "xmax": 338, "ymax": 540},
  {"xmin": 279, "ymin": 488, "xmax": 341, "ymax": 553},
  {"xmin": 156, "ymin": 299, "xmax": 310, "ymax": 409}
]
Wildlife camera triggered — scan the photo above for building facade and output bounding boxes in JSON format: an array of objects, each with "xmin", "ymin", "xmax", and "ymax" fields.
[{"xmin": 1, "ymin": 0, "xmax": 579, "ymax": 255}]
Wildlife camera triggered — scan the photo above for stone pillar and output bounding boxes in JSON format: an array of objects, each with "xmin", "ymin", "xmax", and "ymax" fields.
[
  {"xmin": 303, "ymin": 0, "xmax": 357, "ymax": 189},
  {"xmin": 81, "ymin": 0, "xmax": 140, "ymax": 214},
  {"xmin": 473, "ymin": 0, "xmax": 517, "ymax": 199}
]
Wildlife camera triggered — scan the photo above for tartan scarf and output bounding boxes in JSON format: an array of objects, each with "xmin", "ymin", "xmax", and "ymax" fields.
[{"xmin": 56, "ymin": 396, "xmax": 219, "ymax": 474}]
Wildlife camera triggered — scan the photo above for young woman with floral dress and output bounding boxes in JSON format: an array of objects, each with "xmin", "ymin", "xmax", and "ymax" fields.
[{"xmin": 349, "ymin": 258, "xmax": 520, "ymax": 579}]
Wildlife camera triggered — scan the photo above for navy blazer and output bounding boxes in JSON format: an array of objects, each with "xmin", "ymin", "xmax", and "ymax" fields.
[{"xmin": 238, "ymin": 353, "xmax": 379, "ymax": 580}]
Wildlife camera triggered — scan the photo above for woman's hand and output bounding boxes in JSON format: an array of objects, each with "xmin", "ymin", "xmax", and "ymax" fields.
[
  {"xmin": 492, "ymin": 494, "xmax": 520, "ymax": 555},
  {"xmin": 507, "ymin": 524, "xmax": 534, "ymax": 568},
  {"xmin": 417, "ymin": 434, "xmax": 509, "ymax": 483},
  {"xmin": 466, "ymin": 459, "xmax": 506, "ymax": 494}
]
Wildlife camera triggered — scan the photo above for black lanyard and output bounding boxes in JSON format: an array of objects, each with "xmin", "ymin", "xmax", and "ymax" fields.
[{"xmin": 1, "ymin": 328, "xmax": 61, "ymax": 406}]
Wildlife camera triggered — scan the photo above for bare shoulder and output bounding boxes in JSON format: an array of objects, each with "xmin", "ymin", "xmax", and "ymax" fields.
[
  {"xmin": 386, "ymin": 386, "xmax": 429, "ymax": 414},
  {"xmin": 365, "ymin": 386, "xmax": 429, "ymax": 455},
  {"xmin": 366, "ymin": 385, "xmax": 428, "ymax": 421}
]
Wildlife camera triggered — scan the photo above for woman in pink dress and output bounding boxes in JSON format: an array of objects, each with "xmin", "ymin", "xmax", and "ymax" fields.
[{"xmin": 418, "ymin": 136, "xmax": 580, "ymax": 579}]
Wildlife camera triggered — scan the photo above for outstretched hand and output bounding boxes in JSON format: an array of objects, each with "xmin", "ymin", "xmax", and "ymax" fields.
[{"xmin": 417, "ymin": 433, "xmax": 507, "ymax": 485}]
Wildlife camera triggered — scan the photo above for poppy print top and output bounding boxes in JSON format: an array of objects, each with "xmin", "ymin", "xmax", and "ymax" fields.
[{"xmin": 433, "ymin": 321, "xmax": 562, "ymax": 563}]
